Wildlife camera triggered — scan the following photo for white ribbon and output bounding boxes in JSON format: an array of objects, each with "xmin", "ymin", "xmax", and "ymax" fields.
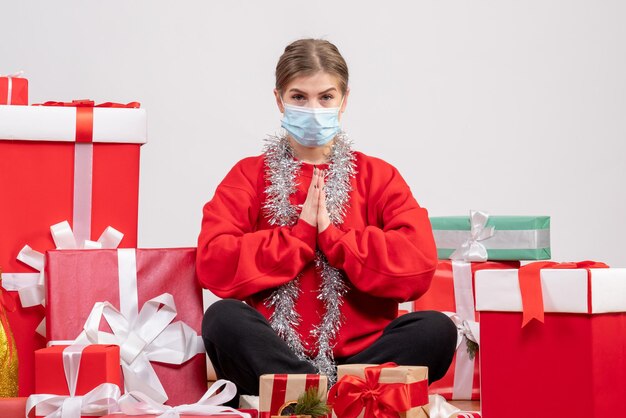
[
  {"xmin": 450, "ymin": 210, "xmax": 495, "ymax": 262},
  {"xmin": 425, "ymin": 394, "xmax": 480, "ymax": 418},
  {"xmin": 446, "ymin": 260, "xmax": 480, "ymax": 400},
  {"xmin": 71, "ymin": 285, "xmax": 205, "ymax": 404},
  {"xmin": 25, "ymin": 345, "xmax": 121, "ymax": 418},
  {"xmin": 117, "ymin": 380, "xmax": 251, "ymax": 418},
  {"xmin": 2, "ymin": 71, "xmax": 23, "ymax": 104},
  {"xmin": 0, "ymin": 221, "xmax": 123, "ymax": 336}
]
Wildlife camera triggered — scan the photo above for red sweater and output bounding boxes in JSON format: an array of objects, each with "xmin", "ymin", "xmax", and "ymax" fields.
[{"xmin": 196, "ymin": 151, "xmax": 437, "ymax": 358}]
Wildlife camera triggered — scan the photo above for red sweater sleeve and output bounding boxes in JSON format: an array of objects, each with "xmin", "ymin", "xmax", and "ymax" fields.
[
  {"xmin": 196, "ymin": 157, "xmax": 317, "ymax": 299},
  {"xmin": 317, "ymin": 161, "xmax": 437, "ymax": 302}
]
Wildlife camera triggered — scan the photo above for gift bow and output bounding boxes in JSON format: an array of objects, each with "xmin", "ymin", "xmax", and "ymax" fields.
[
  {"xmin": 450, "ymin": 210, "xmax": 495, "ymax": 262},
  {"xmin": 519, "ymin": 260, "xmax": 609, "ymax": 327},
  {"xmin": 328, "ymin": 363, "xmax": 428, "ymax": 418},
  {"xmin": 72, "ymin": 293, "xmax": 205, "ymax": 404},
  {"xmin": 26, "ymin": 345, "xmax": 121, "ymax": 418},
  {"xmin": 117, "ymin": 380, "xmax": 251, "ymax": 418},
  {"xmin": 1, "ymin": 221, "xmax": 123, "ymax": 336},
  {"xmin": 446, "ymin": 313, "xmax": 480, "ymax": 350}
]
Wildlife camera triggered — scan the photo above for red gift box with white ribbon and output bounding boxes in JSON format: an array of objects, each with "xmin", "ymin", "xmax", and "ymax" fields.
[
  {"xmin": 475, "ymin": 262, "xmax": 626, "ymax": 418},
  {"xmin": 45, "ymin": 247, "xmax": 207, "ymax": 406},
  {"xmin": 28, "ymin": 344, "xmax": 122, "ymax": 418},
  {"xmin": 0, "ymin": 101, "xmax": 146, "ymax": 396},
  {"xmin": 412, "ymin": 260, "xmax": 518, "ymax": 400}
]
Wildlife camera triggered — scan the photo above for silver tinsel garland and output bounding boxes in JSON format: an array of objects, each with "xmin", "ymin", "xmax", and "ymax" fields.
[{"xmin": 262, "ymin": 131, "xmax": 356, "ymax": 383}]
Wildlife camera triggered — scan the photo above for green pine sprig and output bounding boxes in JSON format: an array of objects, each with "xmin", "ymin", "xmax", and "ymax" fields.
[
  {"xmin": 285, "ymin": 387, "xmax": 330, "ymax": 417},
  {"xmin": 466, "ymin": 339, "xmax": 479, "ymax": 360}
]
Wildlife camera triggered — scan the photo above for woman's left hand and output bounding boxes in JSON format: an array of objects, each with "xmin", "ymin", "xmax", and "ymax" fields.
[{"xmin": 317, "ymin": 170, "xmax": 331, "ymax": 233}]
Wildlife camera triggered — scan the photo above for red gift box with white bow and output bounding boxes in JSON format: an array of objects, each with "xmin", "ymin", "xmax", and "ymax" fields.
[
  {"xmin": 0, "ymin": 101, "xmax": 146, "ymax": 396},
  {"xmin": 475, "ymin": 262, "xmax": 626, "ymax": 418},
  {"xmin": 28, "ymin": 344, "xmax": 122, "ymax": 418},
  {"xmin": 45, "ymin": 247, "xmax": 207, "ymax": 406}
]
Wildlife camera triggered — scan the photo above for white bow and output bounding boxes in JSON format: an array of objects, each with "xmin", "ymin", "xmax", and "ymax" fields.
[
  {"xmin": 450, "ymin": 210, "xmax": 495, "ymax": 262},
  {"xmin": 72, "ymin": 293, "xmax": 204, "ymax": 404},
  {"xmin": 26, "ymin": 345, "xmax": 121, "ymax": 418},
  {"xmin": 1, "ymin": 221, "xmax": 123, "ymax": 336},
  {"xmin": 446, "ymin": 313, "xmax": 480, "ymax": 349},
  {"xmin": 425, "ymin": 394, "xmax": 480, "ymax": 418},
  {"xmin": 118, "ymin": 380, "xmax": 251, "ymax": 418}
]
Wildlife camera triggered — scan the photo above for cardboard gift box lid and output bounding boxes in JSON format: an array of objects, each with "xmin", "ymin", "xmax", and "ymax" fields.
[
  {"xmin": 0, "ymin": 104, "xmax": 146, "ymax": 143},
  {"xmin": 475, "ymin": 267, "xmax": 626, "ymax": 314}
]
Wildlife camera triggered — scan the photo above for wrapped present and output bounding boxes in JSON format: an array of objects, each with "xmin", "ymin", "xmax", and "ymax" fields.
[
  {"xmin": 430, "ymin": 210, "xmax": 550, "ymax": 261},
  {"xmin": 412, "ymin": 260, "xmax": 519, "ymax": 400},
  {"xmin": 27, "ymin": 344, "xmax": 121, "ymax": 418},
  {"xmin": 329, "ymin": 363, "xmax": 429, "ymax": 418},
  {"xmin": 259, "ymin": 374, "xmax": 327, "ymax": 418},
  {"xmin": 0, "ymin": 73, "xmax": 28, "ymax": 105},
  {"xmin": 475, "ymin": 261, "xmax": 626, "ymax": 418},
  {"xmin": 45, "ymin": 248, "xmax": 207, "ymax": 406},
  {"xmin": 102, "ymin": 380, "xmax": 253, "ymax": 418},
  {"xmin": 0, "ymin": 100, "xmax": 145, "ymax": 396}
]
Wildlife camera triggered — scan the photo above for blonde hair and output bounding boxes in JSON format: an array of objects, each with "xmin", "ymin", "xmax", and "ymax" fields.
[{"xmin": 275, "ymin": 39, "xmax": 349, "ymax": 96}]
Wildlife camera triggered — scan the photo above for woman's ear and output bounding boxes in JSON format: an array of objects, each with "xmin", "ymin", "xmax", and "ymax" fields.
[{"xmin": 274, "ymin": 89, "xmax": 284, "ymax": 113}]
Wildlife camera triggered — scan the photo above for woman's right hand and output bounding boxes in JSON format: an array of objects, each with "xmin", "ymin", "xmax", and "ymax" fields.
[{"xmin": 299, "ymin": 167, "xmax": 323, "ymax": 227}]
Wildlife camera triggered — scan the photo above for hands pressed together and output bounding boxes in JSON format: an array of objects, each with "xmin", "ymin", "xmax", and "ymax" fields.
[{"xmin": 299, "ymin": 167, "xmax": 331, "ymax": 233}]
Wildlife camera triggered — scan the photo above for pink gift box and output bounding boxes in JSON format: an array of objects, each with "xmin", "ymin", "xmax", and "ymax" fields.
[{"xmin": 45, "ymin": 248, "xmax": 207, "ymax": 406}]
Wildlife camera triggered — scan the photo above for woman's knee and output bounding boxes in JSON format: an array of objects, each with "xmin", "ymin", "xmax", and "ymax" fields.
[
  {"xmin": 420, "ymin": 310, "xmax": 458, "ymax": 347},
  {"xmin": 202, "ymin": 298, "xmax": 249, "ymax": 341}
]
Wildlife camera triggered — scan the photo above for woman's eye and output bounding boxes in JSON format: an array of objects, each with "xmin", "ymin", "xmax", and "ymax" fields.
[
  {"xmin": 321, "ymin": 94, "xmax": 334, "ymax": 101},
  {"xmin": 291, "ymin": 94, "xmax": 306, "ymax": 101}
]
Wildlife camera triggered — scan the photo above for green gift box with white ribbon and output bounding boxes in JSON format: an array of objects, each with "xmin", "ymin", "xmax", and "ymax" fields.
[{"xmin": 430, "ymin": 211, "xmax": 551, "ymax": 261}]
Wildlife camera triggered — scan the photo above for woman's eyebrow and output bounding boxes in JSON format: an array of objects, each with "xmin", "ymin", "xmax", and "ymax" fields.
[{"xmin": 287, "ymin": 87, "xmax": 338, "ymax": 95}]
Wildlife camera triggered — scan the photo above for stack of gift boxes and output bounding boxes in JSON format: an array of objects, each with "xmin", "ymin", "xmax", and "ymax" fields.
[{"xmin": 1, "ymin": 73, "xmax": 625, "ymax": 418}]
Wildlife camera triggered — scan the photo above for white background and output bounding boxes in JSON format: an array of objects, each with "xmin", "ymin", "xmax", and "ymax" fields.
[{"xmin": 2, "ymin": 1, "xmax": 625, "ymax": 265}]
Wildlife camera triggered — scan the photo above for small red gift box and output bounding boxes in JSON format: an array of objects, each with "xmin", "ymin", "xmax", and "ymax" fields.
[
  {"xmin": 31, "ymin": 344, "xmax": 122, "ymax": 418},
  {"xmin": 475, "ymin": 262, "xmax": 626, "ymax": 418},
  {"xmin": 259, "ymin": 374, "xmax": 327, "ymax": 418},
  {"xmin": 412, "ymin": 260, "xmax": 518, "ymax": 400},
  {"xmin": 45, "ymin": 247, "xmax": 207, "ymax": 406},
  {"xmin": 0, "ymin": 101, "xmax": 145, "ymax": 396},
  {"xmin": 35, "ymin": 345, "xmax": 122, "ymax": 395},
  {"xmin": 0, "ymin": 74, "xmax": 28, "ymax": 105}
]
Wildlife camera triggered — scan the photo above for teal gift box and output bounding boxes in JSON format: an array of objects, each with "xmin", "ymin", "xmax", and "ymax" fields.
[{"xmin": 430, "ymin": 214, "xmax": 551, "ymax": 261}]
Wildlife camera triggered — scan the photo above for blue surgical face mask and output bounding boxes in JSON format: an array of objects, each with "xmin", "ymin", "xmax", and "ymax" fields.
[{"xmin": 280, "ymin": 98, "xmax": 343, "ymax": 147}]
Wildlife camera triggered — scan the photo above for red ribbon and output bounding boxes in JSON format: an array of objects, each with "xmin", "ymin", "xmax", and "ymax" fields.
[
  {"xmin": 328, "ymin": 363, "xmax": 429, "ymax": 418},
  {"xmin": 519, "ymin": 261, "xmax": 609, "ymax": 327},
  {"xmin": 33, "ymin": 100, "xmax": 141, "ymax": 143}
]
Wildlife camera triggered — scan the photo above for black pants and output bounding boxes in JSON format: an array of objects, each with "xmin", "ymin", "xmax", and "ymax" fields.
[{"xmin": 202, "ymin": 299, "xmax": 457, "ymax": 396}]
